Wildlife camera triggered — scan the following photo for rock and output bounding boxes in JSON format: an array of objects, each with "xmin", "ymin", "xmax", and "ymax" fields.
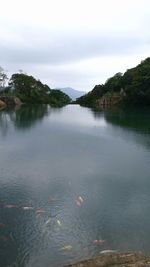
[
  {"xmin": 13, "ymin": 97, "xmax": 22, "ymax": 106},
  {"xmin": 0, "ymin": 96, "xmax": 22, "ymax": 107},
  {"xmin": 0, "ymin": 100, "xmax": 6, "ymax": 109},
  {"xmin": 64, "ymin": 252, "xmax": 150, "ymax": 267},
  {"xmin": 97, "ymin": 89, "xmax": 126, "ymax": 107},
  {"xmin": 97, "ymin": 93, "xmax": 121, "ymax": 107}
]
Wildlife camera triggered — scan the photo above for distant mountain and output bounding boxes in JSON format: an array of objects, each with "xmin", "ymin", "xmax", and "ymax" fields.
[{"xmin": 56, "ymin": 87, "xmax": 85, "ymax": 100}]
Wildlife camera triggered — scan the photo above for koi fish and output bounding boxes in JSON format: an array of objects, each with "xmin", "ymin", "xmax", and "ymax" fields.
[
  {"xmin": 36, "ymin": 209, "xmax": 45, "ymax": 214},
  {"xmin": 22, "ymin": 207, "xmax": 34, "ymax": 210},
  {"xmin": 75, "ymin": 200, "xmax": 81, "ymax": 206},
  {"xmin": 45, "ymin": 218, "xmax": 51, "ymax": 225},
  {"xmin": 78, "ymin": 196, "xmax": 84, "ymax": 203},
  {"xmin": 100, "ymin": 250, "xmax": 117, "ymax": 254},
  {"xmin": 48, "ymin": 197, "xmax": 57, "ymax": 203},
  {"xmin": 10, "ymin": 233, "xmax": 15, "ymax": 242},
  {"xmin": 5, "ymin": 204, "xmax": 17, "ymax": 208},
  {"xmin": 93, "ymin": 239, "xmax": 105, "ymax": 244},
  {"xmin": 60, "ymin": 245, "xmax": 73, "ymax": 251},
  {"xmin": 57, "ymin": 219, "xmax": 62, "ymax": 226}
]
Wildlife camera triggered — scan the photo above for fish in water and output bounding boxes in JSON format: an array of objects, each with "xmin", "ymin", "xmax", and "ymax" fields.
[
  {"xmin": 60, "ymin": 245, "xmax": 73, "ymax": 251},
  {"xmin": 22, "ymin": 207, "xmax": 34, "ymax": 210},
  {"xmin": 75, "ymin": 196, "xmax": 84, "ymax": 206},
  {"xmin": 36, "ymin": 209, "xmax": 45, "ymax": 214},
  {"xmin": 93, "ymin": 239, "xmax": 105, "ymax": 244},
  {"xmin": 36, "ymin": 213, "xmax": 42, "ymax": 218},
  {"xmin": 10, "ymin": 233, "xmax": 15, "ymax": 242},
  {"xmin": 75, "ymin": 200, "xmax": 81, "ymax": 206},
  {"xmin": 45, "ymin": 218, "xmax": 51, "ymax": 225},
  {"xmin": 100, "ymin": 250, "xmax": 117, "ymax": 254},
  {"xmin": 57, "ymin": 219, "xmax": 62, "ymax": 226},
  {"xmin": 5, "ymin": 204, "xmax": 17, "ymax": 208},
  {"xmin": 48, "ymin": 197, "xmax": 57, "ymax": 202},
  {"xmin": 78, "ymin": 196, "xmax": 84, "ymax": 203}
]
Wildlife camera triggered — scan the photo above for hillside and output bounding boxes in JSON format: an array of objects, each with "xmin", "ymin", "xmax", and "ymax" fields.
[
  {"xmin": 76, "ymin": 58, "xmax": 150, "ymax": 107},
  {"xmin": 0, "ymin": 73, "xmax": 71, "ymax": 107}
]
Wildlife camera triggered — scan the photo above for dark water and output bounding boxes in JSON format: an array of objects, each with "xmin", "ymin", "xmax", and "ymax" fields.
[{"xmin": 0, "ymin": 104, "xmax": 150, "ymax": 267}]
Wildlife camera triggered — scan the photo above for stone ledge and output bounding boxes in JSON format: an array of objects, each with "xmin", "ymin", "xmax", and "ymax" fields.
[
  {"xmin": 0, "ymin": 96, "xmax": 22, "ymax": 107},
  {"xmin": 0, "ymin": 99, "xmax": 6, "ymax": 109},
  {"xmin": 64, "ymin": 252, "xmax": 150, "ymax": 267}
]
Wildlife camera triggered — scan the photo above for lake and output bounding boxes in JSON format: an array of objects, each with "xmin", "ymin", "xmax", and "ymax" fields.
[{"xmin": 0, "ymin": 104, "xmax": 150, "ymax": 267}]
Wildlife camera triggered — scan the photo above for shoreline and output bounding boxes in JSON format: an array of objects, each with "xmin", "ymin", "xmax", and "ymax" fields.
[{"xmin": 64, "ymin": 252, "xmax": 150, "ymax": 267}]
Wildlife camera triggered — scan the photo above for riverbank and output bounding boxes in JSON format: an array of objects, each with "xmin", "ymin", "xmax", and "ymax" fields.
[{"xmin": 64, "ymin": 252, "xmax": 150, "ymax": 267}]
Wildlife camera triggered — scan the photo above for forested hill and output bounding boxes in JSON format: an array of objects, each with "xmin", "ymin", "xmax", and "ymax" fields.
[
  {"xmin": 76, "ymin": 58, "xmax": 150, "ymax": 107},
  {"xmin": 0, "ymin": 73, "xmax": 71, "ymax": 107}
]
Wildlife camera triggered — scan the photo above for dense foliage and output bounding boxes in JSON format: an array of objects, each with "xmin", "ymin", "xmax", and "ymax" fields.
[
  {"xmin": 76, "ymin": 84, "xmax": 106, "ymax": 107},
  {"xmin": 1, "ymin": 73, "xmax": 71, "ymax": 106},
  {"xmin": 76, "ymin": 58, "xmax": 150, "ymax": 107},
  {"xmin": 48, "ymin": 89, "xmax": 71, "ymax": 107},
  {"xmin": 9, "ymin": 74, "xmax": 50, "ymax": 103},
  {"xmin": 122, "ymin": 58, "xmax": 150, "ymax": 105}
]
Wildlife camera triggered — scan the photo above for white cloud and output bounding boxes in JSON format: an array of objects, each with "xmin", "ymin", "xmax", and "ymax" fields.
[{"xmin": 0, "ymin": 0, "xmax": 150, "ymax": 91}]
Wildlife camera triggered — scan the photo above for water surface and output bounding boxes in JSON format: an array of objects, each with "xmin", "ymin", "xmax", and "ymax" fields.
[{"xmin": 0, "ymin": 104, "xmax": 150, "ymax": 267}]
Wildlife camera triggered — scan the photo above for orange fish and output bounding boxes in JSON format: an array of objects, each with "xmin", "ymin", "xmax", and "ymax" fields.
[
  {"xmin": 36, "ymin": 208, "xmax": 45, "ymax": 214},
  {"xmin": 48, "ymin": 197, "xmax": 56, "ymax": 202},
  {"xmin": 5, "ymin": 204, "xmax": 17, "ymax": 208},
  {"xmin": 93, "ymin": 239, "xmax": 105, "ymax": 244}
]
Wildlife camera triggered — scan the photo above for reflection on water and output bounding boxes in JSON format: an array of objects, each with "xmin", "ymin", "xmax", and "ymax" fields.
[
  {"xmin": 91, "ymin": 107, "xmax": 150, "ymax": 149},
  {"xmin": 0, "ymin": 105, "xmax": 150, "ymax": 267},
  {"xmin": 91, "ymin": 107, "xmax": 150, "ymax": 132},
  {"xmin": 0, "ymin": 105, "xmax": 63, "ymax": 136}
]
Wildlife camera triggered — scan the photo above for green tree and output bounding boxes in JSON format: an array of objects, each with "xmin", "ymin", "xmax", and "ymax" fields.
[
  {"xmin": 9, "ymin": 73, "xmax": 71, "ymax": 106},
  {"xmin": 76, "ymin": 57, "xmax": 150, "ymax": 107},
  {"xmin": 9, "ymin": 73, "xmax": 51, "ymax": 103},
  {"xmin": 105, "ymin": 72, "xmax": 123, "ymax": 92},
  {"xmin": 0, "ymin": 67, "xmax": 8, "ymax": 90},
  {"xmin": 49, "ymin": 89, "xmax": 71, "ymax": 107}
]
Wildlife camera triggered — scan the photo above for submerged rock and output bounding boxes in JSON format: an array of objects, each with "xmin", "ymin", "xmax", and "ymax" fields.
[{"xmin": 64, "ymin": 252, "xmax": 150, "ymax": 267}]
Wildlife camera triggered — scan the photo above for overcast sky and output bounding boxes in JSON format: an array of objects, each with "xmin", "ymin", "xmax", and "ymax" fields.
[{"xmin": 0, "ymin": 0, "xmax": 150, "ymax": 91}]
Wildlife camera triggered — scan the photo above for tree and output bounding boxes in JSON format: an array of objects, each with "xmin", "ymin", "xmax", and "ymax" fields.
[
  {"xmin": 76, "ymin": 57, "xmax": 150, "ymax": 107},
  {"xmin": 105, "ymin": 72, "xmax": 123, "ymax": 92},
  {"xmin": 0, "ymin": 66, "xmax": 8, "ymax": 89},
  {"xmin": 9, "ymin": 73, "xmax": 51, "ymax": 102},
  {"xmin": 49, "ymin": 89, "xmax": 71, "ymax": 107},
  {"xmin": 9, "ymin": 73, "xmax": 71, "ymax": 106}
]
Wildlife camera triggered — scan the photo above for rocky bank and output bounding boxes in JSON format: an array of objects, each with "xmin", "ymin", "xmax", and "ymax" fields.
[
  {"xmin": 64, "ymin": 252, "xmax": 150, "ymax": 267},
  {"xmin": 0, "ymin": 96, "xmax": 22, "ymax": 109}
]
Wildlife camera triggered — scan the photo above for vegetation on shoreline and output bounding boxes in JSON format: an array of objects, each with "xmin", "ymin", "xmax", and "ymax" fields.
[
  {"xmin": 76, "ymin": 58, "xmax": 150, "ymax": 107},
  {"xmin": 0, "ymin": 72, "xmax": 71, "ymax": 107},
  {"xmin": 1, "ymin": 58, "xmax": 150, "ymax": 108}
]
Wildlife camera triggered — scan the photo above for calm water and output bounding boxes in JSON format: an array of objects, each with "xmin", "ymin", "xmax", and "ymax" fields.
[{"xmin": 0, "ymin": 104, "xmax": 150, "ymax": 267}]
